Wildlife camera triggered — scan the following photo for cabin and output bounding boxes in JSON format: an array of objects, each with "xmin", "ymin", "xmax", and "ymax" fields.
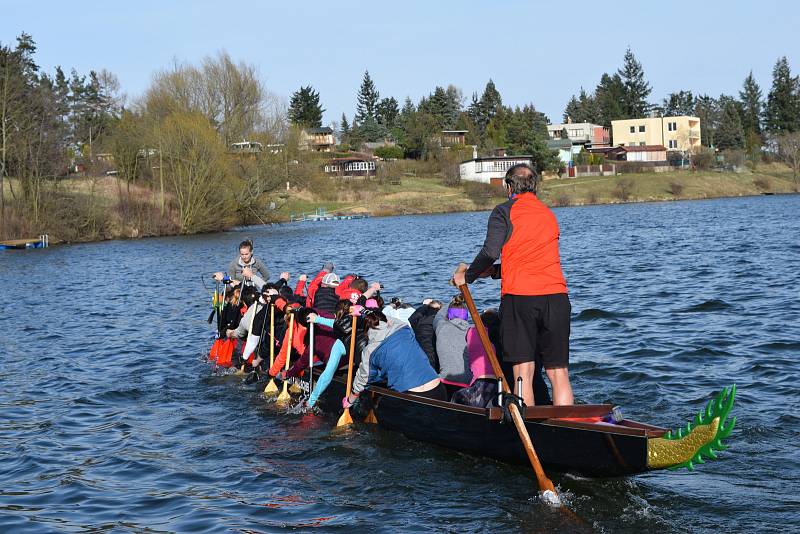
[
  {"xmin": 621, "ymin": 145, "xmax": 668, "ymax": 162},
  {"xmin": 441, "ymin": 130, "xmax": 468, "ymax": 147},
  {"xmin": 300, "ymin": 127, "xmax": 335, "ymax": 152},
  {"xmin": 323, "ymin": 155, "xmax": 377, "ymax": 177},
  {"xmin": 458, "ymin": 151, "xmax": 533, "ymax": 186},
  {"xmin": 229, "ymin": 141, "xmax": 264, "ymax": 155}
]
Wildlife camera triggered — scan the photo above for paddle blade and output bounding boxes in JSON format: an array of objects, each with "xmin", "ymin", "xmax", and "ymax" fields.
[
  {"xmin": 276, "ymin": 384, "xmax": 290, "ymax": 403},
  {"xmin": 336, "ymin": 409, "xmax": 353, "ymax": 427},
  {"xmin": 364, "ymin": 410, "xmax": 378, "ymax": 424},
  {"xmin": 289, "ymin": 382, "xmax": 302, "ymax": 394},
  {"xmin": 264, "ymin": 380, "xmax": 279, "ymax": 395}
]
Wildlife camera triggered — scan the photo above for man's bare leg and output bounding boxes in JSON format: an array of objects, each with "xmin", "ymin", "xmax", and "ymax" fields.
[
  {"xmin": 512, "ymin": 361, "xmax": 536, "ymax": 406},
  {"xmin": 545, "ymin": 366, "xmax": 574, "ymax": 405}
]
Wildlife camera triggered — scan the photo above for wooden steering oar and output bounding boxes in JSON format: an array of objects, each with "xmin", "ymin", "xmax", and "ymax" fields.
[
  {"xmin": 264, "ymin": 304, "xmax": 279, "ymax": 395},
  {"xmin": 336, "ymin": 313, "xmax": 359, "ymax": 427},
  {"xmin": 456, "ymin": 280, "xmax": 559, "ymax": 503}
]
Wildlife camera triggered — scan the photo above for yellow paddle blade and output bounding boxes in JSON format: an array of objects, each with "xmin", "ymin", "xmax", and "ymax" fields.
[
  {"xmin": 364, "ymin": 410, "xmax": 378, "ymax": 424},
  {"xmin": 264, "ymin": 380, "xmax": 279, "ymax": 395},
  {"xmin": 289, "ymin": 382, "xmax": 302, "ymax": 394},
  {"xmin": 336, "ymin": 409, "xmax": 353, "ymax": 427},
  {"xmin": 276, "ymin": 383, "xmax": 290, "ymax": 403}
]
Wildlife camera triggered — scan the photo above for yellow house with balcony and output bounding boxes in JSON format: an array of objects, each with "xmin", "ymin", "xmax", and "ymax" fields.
[{"xmin": 611, "ymin": 116, "xmax": 701, "ymax": 152}]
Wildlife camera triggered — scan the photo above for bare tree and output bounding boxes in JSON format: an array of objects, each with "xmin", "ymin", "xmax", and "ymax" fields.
[
  {"xmin": 160, "ymin": 112, "xmax": 229, "ymax": 233},
  {"xmin": 777, "ymin": 132, "xmax": 800, "ymax": 192},
  {"xmin": 144, "ymin": 52, "xmax": 267, "ymax": 146}
]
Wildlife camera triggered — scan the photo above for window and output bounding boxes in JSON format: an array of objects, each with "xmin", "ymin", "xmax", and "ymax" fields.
[
  {"xmin": 639, "ymin": 125, "xmax": 646, "ymax": 132},
  {"xmin": 668, "ymin": 140, "xmax": 678, "ymax": 149},
  {"xmin": 639, "ymin": 142, "xmax": 646, "ymax": 146},
  {"xmin": 630, "ymin": 126, "xmax": 635, "ymax": 133},
  {"xmin": 667, "ymin": 121, "xmax": 677, "ymax": 132},
  {"xmin": 475, "ymin": 161, "xmax": 482, "ymax": 173}
]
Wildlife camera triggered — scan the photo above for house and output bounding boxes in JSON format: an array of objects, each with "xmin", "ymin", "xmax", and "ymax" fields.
[
  {"xmin": 362, "ymin": 139, "xmax": 397, "ymax": 153},
  {"xmin": 323, "ymin": 154, "xmax": 377, "ymax": 177},
  {"xmin": 459, "ymin": 153, "xmax": 534, "ymax": 186},
  {"xmin": 611, "ymin": 116, "xmax": 701, "ymax": 152},
  {"xmin": 621, "ymin": 145, "xmax": 668, "ymax": 162},
  {"xmin": 547, "ymin": 138, "xmax": 575, "ymax": 166},
  {"xmin": 547, "ymin": 122, "xmax": 610, "ymax": 147},
  {"xmin": 229, "ymin": 141, "xmax": 263, "ymax": 153},
  {"xmin": 300, "ymin": 127, "xmax": 335, "ymax": 152},
  {"xmin": 441, "ymin": 130, "xmax": 468, "ymax": 147}
]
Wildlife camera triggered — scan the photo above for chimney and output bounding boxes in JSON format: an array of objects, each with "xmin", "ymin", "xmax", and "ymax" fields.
[{"xmin": 472, "ymin": 145, "xmax": 478, "ymax": 159}]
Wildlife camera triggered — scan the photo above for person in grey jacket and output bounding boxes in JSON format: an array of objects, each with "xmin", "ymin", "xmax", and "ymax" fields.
[
  {"xmin": 432, "ymin": 294, "xmax": 473, "ymax": 386},
  {"xmin": 214, "ymin": 240, "xmax": 270, "ymax": 290}
]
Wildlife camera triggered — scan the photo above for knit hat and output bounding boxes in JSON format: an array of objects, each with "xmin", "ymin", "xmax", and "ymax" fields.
[{"xmin": 322, "ymin": 273, "xmax": 340, "ymax": 287}]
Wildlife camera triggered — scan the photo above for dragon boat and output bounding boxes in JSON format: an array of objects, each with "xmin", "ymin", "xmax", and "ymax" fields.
[{"xmin": 311, "ymin": 371, "xmax": 736, "ymax": 477}]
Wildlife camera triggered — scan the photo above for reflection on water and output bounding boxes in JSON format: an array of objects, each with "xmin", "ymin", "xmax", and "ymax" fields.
[{"xmin": 1, "ymin": 195, "xmax": 799, "ymax": 532}]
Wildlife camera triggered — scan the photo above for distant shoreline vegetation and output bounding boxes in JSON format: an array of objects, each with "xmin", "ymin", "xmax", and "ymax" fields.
[{"xmin": 1, "ymin": 33, "xmax": 799, "ymax": 243}]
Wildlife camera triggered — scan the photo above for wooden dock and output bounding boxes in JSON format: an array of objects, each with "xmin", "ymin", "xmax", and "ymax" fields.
[
  {"xmin": 0, "ymin": 235, "xmax": 55, "ymax": 250},
  {"xmin": 289, "ymin": 208, "xmax": 370, "ymax": 223}
]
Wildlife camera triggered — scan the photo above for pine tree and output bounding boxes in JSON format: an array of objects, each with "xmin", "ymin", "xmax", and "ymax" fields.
[
  {"xmin": 715, "ymin": 97, "xmax": 745, "ymax": 150},
  {"xmin": 739, "ymin": 71, "xmax": 762, "ymax": 137},
  {"xmin": 694, "ymin": 94, "xmax": 720, "ymax": 148},
  {"xmin": 662, "ymin": 91, "xmax": 695, "ymax": 117},
  {"xmin": 479, "ymin": 79, "xmax": 502, "ymax": 122},
  {"xmin": 763, "ymin": 57, "xmax": 800, "ymax": 134},
  {"xmin": 355, "ymin": 70, "xmax": 379, "ymax": 123},
  {"xmin": 288, "ymin": 85, "xmax": 324, "ymax": 128},
  {"xmin": 594, "ymin": 73, "xmax": 625, "ymax": 126},
  {"xmin": 340, "ymin": 113, "xmax": 350, "ymax": 145},
  {"xmin": 376, "ymin": 96, "xmax": 399, "ymax": 129},
  {"xmin": 563, "ymin": 95, "xmax": 579, "ymax": 123},
  {"xmin": 618, "ymin": 47, "xmax": 652, "ymax": 118}
]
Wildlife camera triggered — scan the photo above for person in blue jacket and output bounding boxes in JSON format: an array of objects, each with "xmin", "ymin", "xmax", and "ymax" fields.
[{"xmin": 344, "ymin": 309, "xmax": 445, "ymax": 408}]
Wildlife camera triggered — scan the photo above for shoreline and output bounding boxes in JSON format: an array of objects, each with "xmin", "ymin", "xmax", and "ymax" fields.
[
  {"xmin": 9, "ymin": 189, "xmax": 796, "ymax": 247},
  {"xmin": 3, "ymin": 167, "xmax": 797, "ymax": 246}
]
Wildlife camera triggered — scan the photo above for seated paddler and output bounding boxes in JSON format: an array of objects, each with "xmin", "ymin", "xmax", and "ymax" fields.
[{"xmin": 344, "ymin": 307, "xmax": 446, "ymax": 408}]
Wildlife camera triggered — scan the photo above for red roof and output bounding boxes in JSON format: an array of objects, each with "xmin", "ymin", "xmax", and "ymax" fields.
[{"xmin": 622, "ymin": 145, "xmax": 667, "ymax": 152}]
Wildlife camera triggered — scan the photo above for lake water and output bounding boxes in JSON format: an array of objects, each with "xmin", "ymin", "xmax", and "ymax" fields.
[{"xmin": 1, "ymin": 195, "xmax": 798, "ymax": 532}]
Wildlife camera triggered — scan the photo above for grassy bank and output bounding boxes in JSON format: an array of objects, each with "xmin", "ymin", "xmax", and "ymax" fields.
[
  {"xmin": 537, "ymin": 163, "xmax": 798, "ymax": 207},
  {"xmin": 2, "ymin": 164, "xmax": 796, "ymax": 243},
  {"xmin": 275, "ymin": 163, "xmax": 798, "ymax": 220}
]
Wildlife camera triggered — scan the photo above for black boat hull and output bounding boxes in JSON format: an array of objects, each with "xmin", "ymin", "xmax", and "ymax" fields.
[{"xmin": 316, "ymin": 374, "xmax": 652, "ymax": 477}]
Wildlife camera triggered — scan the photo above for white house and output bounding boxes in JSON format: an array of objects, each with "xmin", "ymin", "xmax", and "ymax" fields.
[{"xmin": 459, "ymin": 154, "xmax": 533, "ymax": 184}]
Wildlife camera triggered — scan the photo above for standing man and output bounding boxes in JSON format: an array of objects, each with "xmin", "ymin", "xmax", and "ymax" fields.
[
  {"xmin": 214, "ymin": 239, "xmax": 270, "ymax": 290},
  {"xmin": 453, "ymin": 163, "xmax": 574, "ymax": 406}
]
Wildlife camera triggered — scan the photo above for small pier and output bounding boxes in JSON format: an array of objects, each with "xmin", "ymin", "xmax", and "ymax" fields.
[
  {"xmin": 290, "ymin": 208, "xmax": 369, "ymax": 223},
  {"xmin": 0, "ymin": 235, "xmax": 53, "ymax": 250}
]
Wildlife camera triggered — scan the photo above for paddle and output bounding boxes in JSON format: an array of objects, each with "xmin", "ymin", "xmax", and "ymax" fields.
[
  {"xmin": 264, "ymin": 305, "xmax": 279, "ymax": 395},
  {"xmin": 455, "ymin": 274, "xmax": 559, "ymax": 504},
  {"xmin": 307, "ymin": 320, "xmax": 315, "ymax": 397},
  {"xmin": 336, "ymin": 314, "xmax": 358, "ymax": 427},
  {"xmin": 276, "ymin": 313, "xmax": 295, "ymax": 403},
  {"xmin": 208, "ymin": 280, "xmax": 219, "ymax": 324}
]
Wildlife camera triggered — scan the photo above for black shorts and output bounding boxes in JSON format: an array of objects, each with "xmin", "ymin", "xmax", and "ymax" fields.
[{"xmin": 500, "ymin": 293, "xmax": 571, "ymax": 368}]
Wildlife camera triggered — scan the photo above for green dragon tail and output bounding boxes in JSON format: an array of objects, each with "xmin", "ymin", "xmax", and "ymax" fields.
[{"xmin": 647, "ymin": 384, "xmax": 736, "ymax": 471}]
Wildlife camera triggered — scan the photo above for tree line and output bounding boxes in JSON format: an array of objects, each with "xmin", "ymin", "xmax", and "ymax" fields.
[
  {"xmin": 1, "ymin": 32, "xmax": 293, "ymax": 239},
  {"xmin": 561, "ymin": 48, "xmax": 800, "ymax": 158},
  {"xmin": 2, "ymin": 33, "xmax": 799, "ymax": 241},
  {"xmin": 288, "ymin": 71, "xmax": 560, "ymax": 172}
]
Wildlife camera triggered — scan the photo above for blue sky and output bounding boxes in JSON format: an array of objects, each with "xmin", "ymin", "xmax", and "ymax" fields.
[{"xmin": 3, "ymin": 0, "xmax": 799, "ymax": 126}]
